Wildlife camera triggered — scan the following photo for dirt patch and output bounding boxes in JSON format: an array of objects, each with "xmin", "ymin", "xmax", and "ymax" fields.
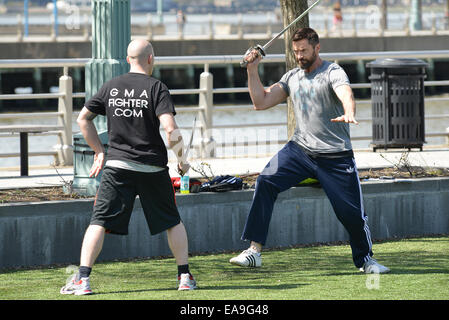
[
  {"xmin": 1, "ymin": 167, "xmax": 449, "ymax": 204},
  {"xmin": 358, "ymin": 166, "xmax": 449, "ymax": 179},
  {"xmin": 0, "ymin": 187, "xmax": 92, "ymax": 203}
]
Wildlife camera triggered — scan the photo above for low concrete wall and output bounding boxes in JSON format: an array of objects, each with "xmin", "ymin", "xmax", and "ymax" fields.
[{"xmin": 1, "ymin": 177, "xmax": 449, "ymax": 270}]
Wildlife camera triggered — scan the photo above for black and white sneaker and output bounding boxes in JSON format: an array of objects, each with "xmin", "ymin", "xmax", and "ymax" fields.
[{"xmin": 229, "ymin": 248, "xmax": 262, "ymax": 268}]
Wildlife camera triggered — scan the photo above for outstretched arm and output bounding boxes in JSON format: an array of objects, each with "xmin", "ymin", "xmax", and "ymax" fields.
[{"xmin": 331, "ymin": 84, "xmax": 358, "ymax": 124}]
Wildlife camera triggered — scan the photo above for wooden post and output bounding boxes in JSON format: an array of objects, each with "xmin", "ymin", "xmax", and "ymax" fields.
[
  {"xmin": 57, "ymin": 68, "xmax": 73, "ymax": 166},
  {"xmin": 199, "ymin": 67, "xmax": 215, "ymax": 158}
]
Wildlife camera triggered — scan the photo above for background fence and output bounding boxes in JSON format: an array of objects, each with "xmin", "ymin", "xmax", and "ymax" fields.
[{"xmin": 0, "ymin": 50, "xmax": 449, "ymax": 168}]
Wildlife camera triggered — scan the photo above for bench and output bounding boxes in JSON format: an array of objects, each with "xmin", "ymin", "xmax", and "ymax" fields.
[{"xmin": 0, "ymin": 124, "xmax": 64, "ymax": 176}]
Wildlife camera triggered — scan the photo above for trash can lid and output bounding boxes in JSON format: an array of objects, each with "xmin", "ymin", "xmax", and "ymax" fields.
[{"xmin": 366, "ymin": 58, "xmax": 428, "ymax": 68}]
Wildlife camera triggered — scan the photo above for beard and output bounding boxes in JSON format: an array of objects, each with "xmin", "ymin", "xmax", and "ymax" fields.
[{"xmin": 297, "ymin": 51, "xmax": 317, "ymax": 70}]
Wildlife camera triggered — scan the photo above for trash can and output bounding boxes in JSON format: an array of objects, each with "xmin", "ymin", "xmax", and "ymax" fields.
[
  {"xmin": 70, "ymin": 130, "xmax": 109, "ymax": 196},
  {"xmin": 366, "ymin": 58, "xmax": 428, "ymax": 151}
]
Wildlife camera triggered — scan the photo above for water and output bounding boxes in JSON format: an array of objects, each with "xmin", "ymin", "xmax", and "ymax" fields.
[
  {"xmin": 1, "ymin": 98, "xmax": 448, "ymax": 168},
  {"xmin": 0, "ymin": 105, "xmax": 287, "ymax": 167}
]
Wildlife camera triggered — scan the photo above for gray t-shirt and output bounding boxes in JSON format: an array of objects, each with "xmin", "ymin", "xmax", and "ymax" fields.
[{"xmin": 279, "ymin": 60, "xmax": 353, "ymax": 155}]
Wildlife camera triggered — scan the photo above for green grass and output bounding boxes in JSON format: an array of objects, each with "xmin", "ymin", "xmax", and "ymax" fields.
[{"xmin": 1, "ymin": 236, "xmax": 448, "ymax": 300}]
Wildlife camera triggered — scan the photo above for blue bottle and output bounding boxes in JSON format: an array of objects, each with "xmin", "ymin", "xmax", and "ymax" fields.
[{"xmin": 180, "ymin": 175, "xmax": 190, "ymax": 194}]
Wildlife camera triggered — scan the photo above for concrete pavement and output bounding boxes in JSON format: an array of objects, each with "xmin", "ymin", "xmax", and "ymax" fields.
[{"xmin": 1, "ymin": 147, "xmax": 449, "ymax": 190}]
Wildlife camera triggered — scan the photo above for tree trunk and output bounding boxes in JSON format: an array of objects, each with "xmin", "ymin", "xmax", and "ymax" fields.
[{"xmin": 279, "ymin": 0, "xmax": 309, "ymax": 139}]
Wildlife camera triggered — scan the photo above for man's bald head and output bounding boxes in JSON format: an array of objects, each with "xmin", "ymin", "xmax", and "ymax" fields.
[{"xmin": 127, "ymin": 39, "xmax": 155, "ymax": 74}]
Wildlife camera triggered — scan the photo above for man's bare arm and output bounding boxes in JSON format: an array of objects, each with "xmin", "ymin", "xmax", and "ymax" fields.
[
  {"xmin": 246, "ymin": 51, "xmax": 288, "ymax": 110},
  {"xmin": 331, "ymin": 84, "xmax": 358, "ymax": 124},
  {"xmin": 158, "ymin": 112, "xmax": 190, "ymax": 175},
  {"xmin": 77, "ymin": 107, "xmax": 105, "ymax": 177}
]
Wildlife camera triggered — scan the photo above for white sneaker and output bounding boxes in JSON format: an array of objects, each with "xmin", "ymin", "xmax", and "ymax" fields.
[
  {"xmin": 229, "ymin": 248, "xmax": 262, "ymax": 268},
  {"xmin": 178, "ymin": 273, "xmax": 197, "ymax": 291},
  {"xmin": 60, "ymin": 274, "xmax": 93, "ymax": 295},
  {"xmin": 360, "ymin": 258, "xmax": 390, "ymax": 274}
]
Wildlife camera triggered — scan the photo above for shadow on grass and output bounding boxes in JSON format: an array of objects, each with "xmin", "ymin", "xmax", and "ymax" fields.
[
  {"xmin": 193, "ymin": 283, "xmax": 310, "ymax": 291},
  {"xmin": 256, "ymin": 237, "xmax": 449, "ymax": 277},
  {"xmin": 96, "ymin": 283, "xmax": 309, "ymax": 295},
  {"xmin": 308, "ymin": 249, "xmax": 449, "ymax": 277}
]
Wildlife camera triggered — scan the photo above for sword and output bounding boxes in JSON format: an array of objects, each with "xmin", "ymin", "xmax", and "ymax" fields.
[
  {"xmin": 178, "ymin": 116, "xmax": 196, "ymax": 176},
  {"xmin": 184, "ymin": 116, "xmax": 196, "ymax": 162},
  {"xmin": 240, "ymin": 0, "xmax": 323, "ymax": 67}
]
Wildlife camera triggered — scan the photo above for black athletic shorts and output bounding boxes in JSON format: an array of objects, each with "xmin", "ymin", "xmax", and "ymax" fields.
[{"xmin": 90, "ymin": 166, "xmax": 181, "ymax": 235}]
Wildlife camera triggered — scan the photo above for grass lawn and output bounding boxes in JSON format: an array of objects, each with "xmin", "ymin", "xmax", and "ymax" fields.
[{"xmin": 1, "ymin": 236, "xmax": 448, "ymax": 301}]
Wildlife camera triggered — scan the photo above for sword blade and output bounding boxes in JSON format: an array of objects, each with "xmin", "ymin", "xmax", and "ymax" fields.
[
  {"xmin": 184, "ymin": 116, "xmax": 196, "ymax": 161},
  {"xmin": 262, "ymin": 0, "xmax": 323, "ymax": 52}
]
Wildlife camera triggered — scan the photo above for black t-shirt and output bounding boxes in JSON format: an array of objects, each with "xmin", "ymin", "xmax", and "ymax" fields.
[{"xmin": 85, "ymin": 72, "xmax": 176, "ymax": 167}]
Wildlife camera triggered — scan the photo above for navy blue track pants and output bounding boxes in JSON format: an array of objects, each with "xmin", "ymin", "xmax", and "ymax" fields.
[{"xmin": 241, "ymin": 141, "xmax": 373, "ymax": 268}]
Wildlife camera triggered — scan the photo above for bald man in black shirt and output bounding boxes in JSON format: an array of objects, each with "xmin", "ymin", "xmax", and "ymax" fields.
[{"xmin": 60, "ymin": 39, "xmax": 197, "ymax": 295}]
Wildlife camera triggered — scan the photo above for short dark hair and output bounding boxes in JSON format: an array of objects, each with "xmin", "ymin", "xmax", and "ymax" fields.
[{"xmin": 291, "ymin": 28, "xmax": 319, "ymax": 47}]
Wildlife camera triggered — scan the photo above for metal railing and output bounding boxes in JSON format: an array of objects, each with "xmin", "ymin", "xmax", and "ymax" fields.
[{"xmin": 1, "ymin": 50, "xmax": 449, "ymax": 167}]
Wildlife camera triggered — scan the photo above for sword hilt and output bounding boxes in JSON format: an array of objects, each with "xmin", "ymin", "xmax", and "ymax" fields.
[
  {"xmin": 240, "ymin": 45, "xmax": 266, "ymax": 68},
  {"xmin": 240, "ymin": 0, "xmax": 323, "ymax": 68}
]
